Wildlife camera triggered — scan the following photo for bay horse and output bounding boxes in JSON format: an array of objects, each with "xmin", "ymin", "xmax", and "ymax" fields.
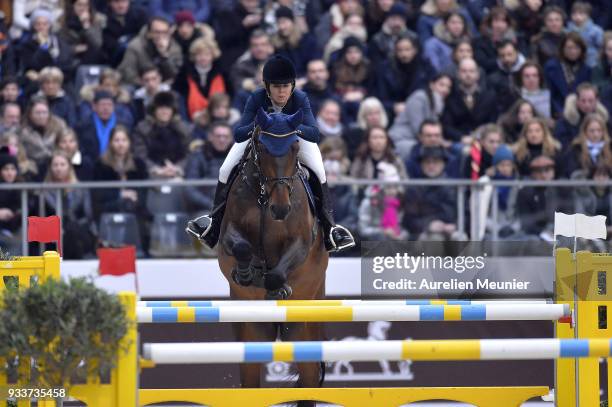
[{"xmin": 217, "ymin": 108, "xmax": 329, "ymax": 406}]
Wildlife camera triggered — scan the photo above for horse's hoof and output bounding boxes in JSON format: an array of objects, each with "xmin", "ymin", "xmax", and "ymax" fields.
[
  {"xmin": 265, "ymin": 284, "xmax": 293, "ymax": 300},
  {"xmin": 231, "ymin": 267, "xmax": 253, "ymax": 287}
]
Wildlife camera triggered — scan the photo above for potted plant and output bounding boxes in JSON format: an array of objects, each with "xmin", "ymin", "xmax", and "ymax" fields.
[{"xmin": 0, "ymin": 277, "xmax": 131, "ymax": 406}]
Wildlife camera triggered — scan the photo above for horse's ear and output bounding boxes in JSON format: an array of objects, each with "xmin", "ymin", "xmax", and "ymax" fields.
[
  {"xmin": 256, "ymin": 107, "xmax": 272, "ymax": 129},
  {"xmin": 287, "ymin": 109, "xmax": 303, "ymax": 129}
]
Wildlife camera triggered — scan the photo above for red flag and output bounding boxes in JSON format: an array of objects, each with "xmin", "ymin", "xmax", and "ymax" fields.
[
  {"xmin": 97, "ymin": 246, "xmax": 136, "ymax": 276},
  {"xmin": 28, "ymin": 216, "xmax": 62, "ymax": 256}
]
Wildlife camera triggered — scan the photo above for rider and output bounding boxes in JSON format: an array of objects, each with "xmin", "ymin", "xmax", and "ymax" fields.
[{"xmin": 186, "ymin": 54, "xmax": 356, "ymax": 252}]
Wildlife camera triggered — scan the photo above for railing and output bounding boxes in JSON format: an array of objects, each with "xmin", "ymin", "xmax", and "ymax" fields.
[{"xmin": 1, "ymin": 178, "xmax": 610, "ymax": 256}]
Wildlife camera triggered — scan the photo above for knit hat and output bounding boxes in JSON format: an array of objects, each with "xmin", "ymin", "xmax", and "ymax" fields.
[
  {"xmin": 29, "ymin": 8, "xmax": 54, "ymax": 27},
  {"xmin": 150, "ymin": 91, "xmax": 177, "ymax": 112},
  {"xmin": 263, "ymin": 55, "xmax": 296, "ymax": 84},
  {"xmin": 340, "ymin": 36, "xmax": 365, "ymax": 55},
  {"xmin": 418, "ymin": 146, "xmax": 447, "ymax": 162},
  {"xmin": 492, "ymin": 144, "xmax": 514, "ymax": 166},
  {"xmin": 174, "ymin": 10, "xmax": 195, "ymax": 25},
  {"xmin": 275, "ymin": 6, "xmax": 294, "ymax": 21},
  {"xmin": 0, "ymin": 147, "xmax": 17, "ymax": 171},
  {"xmin": 93, "ymin": 90, "xmax": 114, "ymax": 103},
  {"xmin": 529, "ymin": 155, "xmax": 555, "ymax": 169},
  {"xmin": 386, "ymin": 3, "xmax": 407, "ymax": 20}
]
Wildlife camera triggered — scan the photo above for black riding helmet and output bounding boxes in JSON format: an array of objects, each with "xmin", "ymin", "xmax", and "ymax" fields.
[{"xmin": 263, "ymin": 55, "xmax": 296, "ymax": 86}]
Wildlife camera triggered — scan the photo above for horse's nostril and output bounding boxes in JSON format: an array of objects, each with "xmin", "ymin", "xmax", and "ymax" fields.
[{"xmin": 270, "ymin": 204, "xmax": 291, "ymax": 219}]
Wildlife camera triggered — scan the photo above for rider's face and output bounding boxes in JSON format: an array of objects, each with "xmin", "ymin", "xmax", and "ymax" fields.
[{"xmin": 269, "ymin": 83, "xmax": 292, "ymax": 106}]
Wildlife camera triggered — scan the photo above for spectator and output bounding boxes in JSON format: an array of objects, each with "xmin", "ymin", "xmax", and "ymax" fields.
[
  {"xmin": 464, "ymin": 123, "xmax": 503, "ymax": 179},
  {"xmin": 473, "ymin": 6, "xmax": 525, "ymax": 74},
  {"xmin": 78, "ymin": 68, "xmax": 134, "ymax": 130},
  {"xmin": 0, "ymin": 78, "xmax": 21, "ymax": 106},
  {"xmin": 566, "ymin": 2, "xmax": 604, "ymax": 68},
  {"xmin": 405, "ymin": 119, "xmax": 458, "ymax": 178},
  {"xmin": 55, "ymin": 128, "xmax": 94, "ymax": 180},
  {"xmin": 77, "ymin": 90, "xmax": 123, "ymax": 163},
  {"xmin": 369, "ymin": 3, "xmax": 416, "ymax": 63},
  {"xmin": 403, "ymin": 146, "xmax": 458, "ymax": 240},
  {"xmin": 35, "ymin": 66, "xmax": 77, "ymax": 127},
  {"xmin": 513, "ymin": 117, "xmax": 560, "ymax": 177},
  {"xmin": 323, "ymin": 13, "xmax": 367, "ymax": 64},
  {"xmin": 18, "ymin": 9, "xmax": 74, "ymax": 82},
  {"xmin": 132, "ymin": 66, "xmax": 171, "ymax": 124},
  {"xmin": 0, "ymin": 133, "xmax": 39, "ymax": 182},
  {"xmin": 441, "ymin": 57, "xmax": 497, "ymax": 143},
  {"xmin": 498, "ymin": 99, "xmax": 541, "ymax": 144},
  {"xmin": 487, "ymin": 144, "xmax": 519, "ymax": 238},
  {"xmin": 102, "ymin": 0, "xmax": 148, "ymax": 67},
  {"xmin": 545, "ymin": 32, "xmax": 592, "ymax": 117},
  {"xmin": 272, "ymin": 6, "xmax": 318, "ymax": 78},
  {"xmin": 516, "ymin": 154, "xmax": 570, "ymax": 240},
  {"xmin": 350, "ymin": 126, "xmax": 407, "ymax": 180},
  {"xmin": 417, "ymin": 0, "xmax": 476, "ymax": 44},
  {"xmin": 554, "ymin": 83, "xmax": 609, "ymax": 149},
  {"xmin": 172, "ymin": 10, "xmax": 217, "ymax": 57},
  {"xmin": 561, "ymin": 113, "xmax": 612, "ymax": 178},
  {"xmin": 10, "ymin": 0, "xmax": 64, "ymax": 40},
  {"xmin": 512, "ymin": 0, "xmax": 544, "ymax": 41},
  {"xmin": 317, "ymin": 99, "xmax": 343, "ymax": 141},
  {"xmin": 42, "ymin": 151, "xmax": 96, "ymax": 259},
  {"xmin": 149, "ymin": 0, "xmax": 211, "ymax": 25},
  {"xmin": 358, "ymin": 161, "xmax": 409, "ymax": 241},
  {"xmin": 573, "ymin": 162, "xmax": 612, "ymax": 238},
  {"xmin": 0, "ymin": 102, "xmax": 21, "ymax": 134},
  {"xmin": 0, "ymin": 26, "xmax": 16, "ymax": 79},
  {"xmin": 214, "ymin": 0, "xmax": 264, "ymax": 70},
  {"xmin": 331, "ymin": 36, "xmax": 371, "ymax": 107},
  {"xmin": 373, "ymin": 35, "xmax": 432, "ymax": 117},
  {"xmin": 92, "ymin": 125, "xmax": 148, "ymax": 219},
  {"xmin": 132, "ymin": 91, "xmax": 191, "ymax": 178},
  {"xmin": 592, "ymin": 31, "xmax": 612, "ymax": 90},
  {"xmin": 118, "ymin": 15, "xmax": 183, "ymax": 86},
  {"xmin": 173, "ymin": 37, "xmax": 226, "ymax": 120},
  {"xmin": 314, "ymin": 0, "xmax": 364, "ymax": 52},
  {"xmin": 343, "ymin": 96, "xmax": 388, "ymax": 159},
  {"xmin": 424, "ymin": 11, "xmax": 471, "ymax": 74},
  {"xmin": 19, "ymin": 96, "xmax": 68, "ymax": 170},
  {"xmin": 531, "ymin": 6, "xmax": 566, "ymax": 67},
  {"xmin": 515, "ymin": 61, "xmax": 551, "ymax": 119},
  {"xmin": 364, "ymin": 0, "xmax": 397, "ymax": 37},
  {"xmin": 443, "ymin": 39, "xmax": 485, "ymax": 83},
  {"xmin": 320, "ymin": 137, "xmax": 358, "ymax": 240},
  {"xmin": 191, "ymin": 92, "xmax": 240, "ymax": 140},
  {"xmin": 229, "ymin": 30, "xmax": 273, "ymax": 95},
  {"xmin": 60, "ymin": 0, "xmax": 106, "ymax": 65},
  {"xmin": 184, "ymin": 121, "xmax": 233, "ymax": 214},
  {"xmin": 302, "ymin": 59, "xmax": 338, "ymax": 116},
  {"xmin": 0, "ymin": 149, "xmax": 22, "ymax": 251},
  {"xmin": 486, "ymin": 40, "xmax": 526, "ymax": 114},
  {"xmin": 389, "ymin": 73, "xmax": 452, "ymax": 159}
]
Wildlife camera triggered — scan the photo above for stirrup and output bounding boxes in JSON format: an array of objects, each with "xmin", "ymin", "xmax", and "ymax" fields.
[
  {"xmin": 185, "ymin": 214, "xmax": 213, "ymax": 242},
  {"xmin": 328, "ymin": 224, "xmax": 356, "ymax": 252}
]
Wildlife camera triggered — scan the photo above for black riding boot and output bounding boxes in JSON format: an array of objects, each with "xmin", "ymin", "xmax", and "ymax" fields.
[
  {"xmin": 185, "ymin": 181, "xmax": 229, "ymax": 248},
  {"xmin": 314, "ymin": 181, "xmax": 356, "ymax": 252}
]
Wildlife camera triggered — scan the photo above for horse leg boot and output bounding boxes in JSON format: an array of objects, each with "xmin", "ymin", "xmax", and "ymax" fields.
[
  {"xmin": 310, "ymin": 179, "xmax": 356, "ymax": 252},
  {"xmin": 186, "ymin": 181, "xmax": 229, "ymax": 249},
  {"xmin": 230, "ymin": 240, "xmax": 254, "ymax": 286}
]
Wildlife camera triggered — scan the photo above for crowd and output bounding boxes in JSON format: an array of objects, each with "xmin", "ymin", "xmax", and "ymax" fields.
[{"xmin": 1, "ymin": 0, "xmax": 612, "ymax": 258}]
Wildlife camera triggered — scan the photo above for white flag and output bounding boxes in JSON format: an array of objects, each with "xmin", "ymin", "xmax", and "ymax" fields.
[{"xmin": 554, "ymin": 212, "xmax": 607, "ymax": 240}]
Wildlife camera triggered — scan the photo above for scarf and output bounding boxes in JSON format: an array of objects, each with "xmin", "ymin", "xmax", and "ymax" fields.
[
  {"xmin": 381, "ymin": 195, "xmax": 401, "ymax": 235},
  {"xmin": 317, "ymin": 117, "xmax": 343, "ymax": 138},
  {"xmin": 93, "ymin": 112, "xmax": 116, "ymax": 155},
  {"xmin": 561, "ymin": 61, "xmax": 579, "ymax": 86},
  {"xmin": 470, "ymin": 141, "xmax": 482, "ymax": 180},
  {"xmin": 587, "ymin": 140, "xmax": 605, "ymax": 163}
]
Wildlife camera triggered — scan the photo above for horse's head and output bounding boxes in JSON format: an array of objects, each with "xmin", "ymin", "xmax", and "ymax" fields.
[{"xmin": 253, "ymin": 107, "xmax": 302, "ymax": 221}]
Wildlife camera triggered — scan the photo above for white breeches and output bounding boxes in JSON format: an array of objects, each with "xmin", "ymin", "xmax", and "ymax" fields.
[{"xmin": 218, "ymin": 139, "xmax": 327, "ymax": 184}]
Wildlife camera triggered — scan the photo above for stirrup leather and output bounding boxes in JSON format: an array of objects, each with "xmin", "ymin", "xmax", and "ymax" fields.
[{"xmin": 328, "ymin": 224, "xmax": 356, "ymax": 252}]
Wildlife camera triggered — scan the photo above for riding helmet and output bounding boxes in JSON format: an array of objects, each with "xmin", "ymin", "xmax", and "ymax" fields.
[{"xmin": 262, "ymin": 55, "xmax": 296, "ymax": 84}]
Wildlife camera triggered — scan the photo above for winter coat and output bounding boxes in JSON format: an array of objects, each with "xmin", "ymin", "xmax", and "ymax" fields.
[
  {"xmin": 77, "ymin": 116, "xmax": 130, "ymax": 163},
  {"xmin": 302, "ymin": 82, "xmax": 341, "ymax": 117},
  {"xmin": 402, "ymin": 180, "xmax": 457, "ymax": 236},
  {"xmin": 544, "ymin": 58, "xmax": 592, "ymax": 117},
  {"xmin": 78, "ymin": 84, "xmax": 134, "ymax": 130},
  {"xmin": 530, "ymin": 31, "xmax": 564, "ymax": 67},
  {"xmin": 416, "ymin": 0, "xmax": 476, "ymax": 44},
  {"xmin": 358, "ymin": 186, "xmax": 408, "ymax": 240},
  {"xmin": 273, "ymin": 32, "xmax": 319, "ymax": 77},
  {"xmin": 350, "ymin": 155, "xmax": 408, "ymax": 180},
  {"xmin": 17, "ymin": 33, "xmax": 74, "ymax": 76},
  {"xmin": 213, "ymin": 3, "xmax": 261, "ymax": 70},
  {"xmin": 486, "ymin": 54, "xmax": 526, "ymax": 114},
  {"xmin": 35, "ymin": 90, "xmax": 78, "ymax": 128},
  {"xmin": 331, "ymin": 184, "xmax": 359, "ymax": 233},
  {"xmin": 514, "ymin": 142, "xmax": 561, "ymax": 177},
  {"xmin": 331, "ymin": 58, "xmax": 372, "ymax": 97},
  {"xmin": 560, "ymin": 143, "xmax": 611, "ymax": 179},
  {"xmin": 102, "ymin": 4, "xmax": 149, "ymax": 67},
  {"xmin": 553, "ymin": 94, "xmax": 610, "ymax": 149},
  {"xmin": 19, "ymin": 116, "xmax": 68, "ymax": 167},
  {"xmin": 441, "ymin": 86, "xmax": 498, "ymax": 141},
  {"xmin": 173, "ymin": 24, "xmax": 216, "ymax": 57},
  {"xmin": 573, "ymin": 172, "xmax": 612, "ymax": 223},
  {"xmin": 389, "ymin": 89, "xmax": 442, "ymax": 159},
  {"xmin": 369, "ymin": 25, "xmax": 417, "ymax": 63},
  {"xmin": 229, "ymin": 56, "xmax": 262, "ymax": 95},
  {"xmin": 118, "ymin": 26, "xmax": 183, "ymax": 86},
  {"xmin": 0, "ymin": 180, "xmax": 21, "ymax": 233},
  {"xmin": 60, "ymin": 11, "xmax": 106, "ymax": 65},
  {"xmin": 71, "ymin": 151, "xmax": 94, "ymax": 181},
  {"xmin": 591, "ymin": 60, "xmax": 612, "ymax": 90},
  {"xmin": 132, "ymin": 116, "xmax": 192, "ymax": 174},
  {"xmin": 566, "ymin": 20, "xmax": 604, "ymax": 68},
  {"xmin": 234, "ymin": 88, "xmax": 320, "ymax": 143},
  {"xmin": 423, "ymin": 23, "xmax": 460, "ymax": 73},
  {"xmin": 173, "ymin": 60, "xmax": 226, "ymax": 119},
  {"xmin": 473, "ymin": 29, "xmax": 527, "ymax": 74},
  {"xmin": 91, "ymin": 155, "xmax": 148, "ymax": 218},
  {"xmin": 516, "ymin": 184, "xmax": 572, "ymax": 235},
  {"xmin": 149, "ymin": 0, "xmax": 211, "ymax": 23},
  {"xmin": 404, "ymin": 143, "xmax": 462, "ymax": 179},
  {"xmin": 183, "ymin": 142, "xmax": 228, "ymax": 212}
]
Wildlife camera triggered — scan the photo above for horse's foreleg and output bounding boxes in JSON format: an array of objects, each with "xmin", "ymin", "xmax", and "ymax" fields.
[
  {"xmin": 228, "ymin": 238, "xmax": 254, "ymax": 286},
  {"xmin": 234, "ymin": 321, "xmax": 278, "ymax": 388}
]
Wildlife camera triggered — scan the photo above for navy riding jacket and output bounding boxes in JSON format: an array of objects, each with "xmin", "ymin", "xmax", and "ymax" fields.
[{"xmin": 234, "ymin": 88, "xmax": 320, "ymax": 143}]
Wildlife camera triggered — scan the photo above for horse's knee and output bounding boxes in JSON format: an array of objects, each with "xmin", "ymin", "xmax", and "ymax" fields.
[
  {"xmin": 264, "ymin": 271, "xmax": 286, "ymax": 291},
  {"xmin": 231, "ymin": 240, "xmax": 252, "ymax": 263}
]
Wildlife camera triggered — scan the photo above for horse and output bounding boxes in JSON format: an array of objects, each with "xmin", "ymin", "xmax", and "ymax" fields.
[{"xmin": 217, "ymin": 108, "xmax": 329, "ymax": 407}]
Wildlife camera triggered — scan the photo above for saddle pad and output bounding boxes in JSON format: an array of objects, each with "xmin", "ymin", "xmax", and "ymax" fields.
[{"xmin": 298, "ymin": 168, "xmax": 317, "ymax": 216}]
